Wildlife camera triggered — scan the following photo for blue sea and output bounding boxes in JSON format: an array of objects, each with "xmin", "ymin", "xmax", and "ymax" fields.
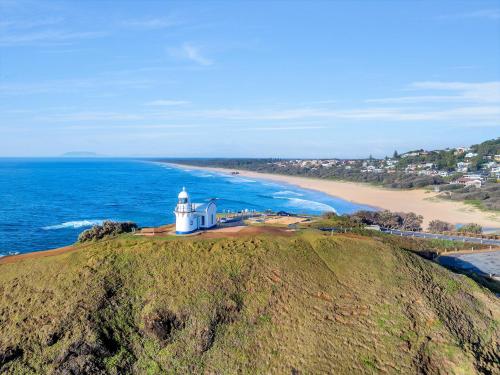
[{"xmin": 0, "ymin": 158, "xmax": 372, "ymax": 256}]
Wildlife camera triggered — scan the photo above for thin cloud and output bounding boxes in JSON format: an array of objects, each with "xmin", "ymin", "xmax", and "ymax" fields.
[
  {"xmin": 367, "ymin": 81, "xmax": 500, "ymax": 104},
  {"xmin": 0, "ymin": 18, "xmax": 63, "ymax": 30},
  {"xmin": 189, "ymin": 105, "xmax": 500, "ymax": 123},
  {"xmin": 0, "ymin": 77, "xmax": 154, "ymax": 95},
  {"xmin": 439, "ymin": 8, "xmax": 500, "ymax": 20},
  {"xmin": 145, "ymin": 100, "xmax": 190, "ymax": 106},
  {"xmin": 121, "ymin": 17, "xmax": 179, "ymax": 29},
  {"xmin": 41, "ymin": 105, "xmax": 499, "ymax": 124},
  {"xmin": 36, "ymin": 112, "xmax": 144, "ymax": 122},
  {"xmin": 366, "ymin": 95, "xmax": 466, "ymax": 104},
  {"xmin": 16, "ymin": 80, "xmax": 500, "ymax": 126},
  {"xmin": 243, "ymin": 126, "xmax": 328, "ymax": 131},
  {"xmin": 169, "ymin": 43, "xmax": 213, "ymax": 66},
  {"xmin": 57, "ymin": 124, "xmax": 200, "ymax": 131},
  {"xmin": 0, "ymin": 30, "xmax": 107, "ymax": 46}
]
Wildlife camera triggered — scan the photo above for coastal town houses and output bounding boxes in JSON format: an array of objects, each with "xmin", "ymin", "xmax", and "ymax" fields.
[{"xmin": 260, "ymin": 139, "xmax": 499, "ymax": 187}]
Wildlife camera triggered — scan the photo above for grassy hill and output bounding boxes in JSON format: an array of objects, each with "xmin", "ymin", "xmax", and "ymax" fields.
[{"xmin": 0, "ymin": 231, "xmax": 498, "ymax": 374}]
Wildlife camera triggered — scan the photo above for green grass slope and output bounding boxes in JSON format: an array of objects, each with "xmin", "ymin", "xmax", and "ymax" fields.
[{"xmin": 0, "ymin": 232, "xmax": 498, "ymax": 374}]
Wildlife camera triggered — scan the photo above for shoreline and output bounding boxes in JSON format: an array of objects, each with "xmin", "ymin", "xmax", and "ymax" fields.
[
  {"xmin": 2, "ymin": 162, "xmax": 499, "ymax": 265},
  {"xmin": 0, "ymin": 245, "xmax": 77, "ymax": 264},
  {"xmin": 169, "ymin": 163, "xmax": 500, "ymax": 230}
]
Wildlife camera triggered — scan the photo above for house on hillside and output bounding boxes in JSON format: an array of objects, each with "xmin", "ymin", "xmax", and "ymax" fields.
[
  {"xmin": 456, "ymin": 162, "xmax": 470, "ymax": 173},
  {"xmin": 465, "ymin": 152, "xmax": 478, "ymax": 159},
  {"xmin": 456, "ymin": 177, "xmax": 482, "ymax": 188}
]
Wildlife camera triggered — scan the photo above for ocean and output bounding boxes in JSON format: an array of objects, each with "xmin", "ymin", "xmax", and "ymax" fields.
[{"xmin": 0, "ymin": 158, "xmax": 372, "ymax": 256}]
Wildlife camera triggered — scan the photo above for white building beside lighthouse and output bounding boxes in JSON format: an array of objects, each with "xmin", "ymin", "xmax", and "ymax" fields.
[{"xmin": 174, "ymin": 187, "xmax": 217, "ymax": 234}]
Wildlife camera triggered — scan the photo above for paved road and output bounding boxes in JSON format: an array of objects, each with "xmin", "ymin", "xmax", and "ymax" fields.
[
  {"xmin": 437, "ymin": 252, "xmax": 500, "ymax": 276},
  {"xmin": 318, "ymin": 226, "xmax": 500, "ymax": 246},
  {"xmin": 381, "ymin": 228, "xmax": 500, "ymax": 246}
]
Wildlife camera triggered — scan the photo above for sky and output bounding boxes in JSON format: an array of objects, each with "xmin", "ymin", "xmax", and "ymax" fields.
[{"xmin": 0, "ymin": 0, "xmax": 499, "ymax": 158}]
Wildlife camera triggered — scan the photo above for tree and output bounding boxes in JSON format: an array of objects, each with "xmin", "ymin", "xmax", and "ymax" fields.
[
  {"xmin": 350, "ymin": 210, "xmax": 378, "ymax": 225},
  {"xmin": 393, "ymin": 150, "xmax": 399, "ymax": 159},
  {"xmin": 400, "ymin": 212, "xmax": 423, "ymax": 231},
  {"xmin": 377, "ymin": 210, "xmax": 403, "ymax": 229},
  {"xmin": 428, "ymin": 220, "xmax": 454, "ymax": 233}
]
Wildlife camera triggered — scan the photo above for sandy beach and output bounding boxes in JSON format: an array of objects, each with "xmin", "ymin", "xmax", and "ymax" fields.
[{"xmin": 171, "ymin": 164, "xmax": 500, "ymax": 229}]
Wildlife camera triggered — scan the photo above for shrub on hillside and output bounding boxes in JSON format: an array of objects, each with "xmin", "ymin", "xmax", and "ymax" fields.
[
  {"xmin": 316, "ymin": 212, "xmax": 362, "ymax": 228},
  {"xmin": 457, "ymin": 223, "xmax": 483, "ymax": 234},
  {"xmin": 321, "ymin": 212, "xmax": 337, "ymax": 220},
  {"xmin": 78, "ymin": 221, "xmax": 138, "ymax": 243},
  {"xmin": 350, "ymin": 210, "xmax": 422, "ymax": 231},
  {"xmin": 428, "ymin": 220, "xmax": 454, "ymax": 233}
]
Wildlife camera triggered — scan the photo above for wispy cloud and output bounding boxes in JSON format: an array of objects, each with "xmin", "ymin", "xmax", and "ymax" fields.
[
  {"xmin": 168, "ymin": 43, "xmax": 213, "ymax": 66},
  {"xmin": 35, "ymin": 111, "xmax": 144, "ymax": 122},
  {"xmin": 121, "ymin": 17, "xmax": 179, "ymax": 29},
  {"xmin": 0, "ymin": 77, "xmax": 154, "ymax": 95},
  {"xmin": 440, "ymin": 8, "xmax": 500, "ymax": 20},
  {"xmin": 367, "ymin": 81, "xmax": 500, "ymax": 104},
  {"xmin": 243, "ymin": 126, "xmax": 328, "ymax": 131},
  {"xmin": 145, "ymin": 99, "xmax": 190, "ymax": 106},
  {"xmin": 15, "ymin": 80, "xmax": 500, "ymax": 127},
  {"xmin": 34, "ymin": 104, "xmax": 500, "ymax": 125},
  {"xmin": 0, "ymin": 18, "xmax": 63, "ymax": 30},
  {"xmin": 56, "ymin": 124, "xmax": 200, "ymax": 131},
  {"xmin": 190, "ymin": 106, "xmax": 500, "ymax": 123},
  {"xmin": 0, "ymin": 30, "xmax": 107, "ymax": 46},
  {"xmin": 0, "ymin": 11, "xmax": 107, "ymax": 46}
]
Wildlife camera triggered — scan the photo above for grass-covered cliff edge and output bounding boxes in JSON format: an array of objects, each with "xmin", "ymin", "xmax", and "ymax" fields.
[{"xmin": 0, "ymin": 231, "xmax": 498, "ymax": 374}]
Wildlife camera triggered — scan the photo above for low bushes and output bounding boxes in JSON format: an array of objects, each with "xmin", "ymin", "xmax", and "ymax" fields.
[
  {"xmin": 428, "ymin": 220, "xmax": 454, "ymax": 233},
  {"xmin": 78, "ymin": 221, "xmax": 138, "ymax": 243},
  {"xmin": 457, "ymin": 223, "xmax": 483, "ymax": 234},
  {"xmin": 349, "ymin": 210, "xmax": 423, "ymax": 231}
]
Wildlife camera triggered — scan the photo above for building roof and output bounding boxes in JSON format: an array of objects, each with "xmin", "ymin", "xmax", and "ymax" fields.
[{"xmin": 193, "ymin": 199, "xmax": 216, "ymax": 213}]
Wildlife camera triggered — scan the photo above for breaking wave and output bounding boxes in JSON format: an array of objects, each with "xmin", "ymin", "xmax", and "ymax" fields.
[
  {"xmin": 272, "ymin": 190, "xmax": 304, "ymax": 197},
  {"xmin": 225, "ymin": 177, "xmax": 257, "ymax": 183},
  {"xmin": 276, "ymin": 197, "xmax": 337, "ymax": 213},
  {"xmin": 0, "ymin": 251, "xmax": 20, "ymax": 258},
  {"xmin": 42, "ymin": 219, "xmax": 106, "ymax": 230}
]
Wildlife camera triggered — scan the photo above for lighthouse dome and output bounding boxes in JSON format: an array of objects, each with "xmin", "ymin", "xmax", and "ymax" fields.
[{"xmin": 178, "ymin": 187, "xmax": 189, "ymax": 199}]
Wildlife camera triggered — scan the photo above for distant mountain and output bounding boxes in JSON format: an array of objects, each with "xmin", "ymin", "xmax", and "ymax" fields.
[{"xmin": 61, "ymin": 152, "xmax": 100, "ymax": 157}]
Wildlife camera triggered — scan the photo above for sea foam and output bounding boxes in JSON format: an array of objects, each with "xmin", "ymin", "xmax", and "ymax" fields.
[
  {"xmin": 42, "ymin": 219, "xmax": 106, "ymax": 230},
  {"xmin": 226, "ymin": 177, "xmax": 257, "ymax": 183},
  {"xmin": 277, "ymin": 197, "xmax": 337, "ymax": 213},
  {"xmin": 272, "ymin": 190, "xmax": 304, "ymax": 197},
  {"xmin": 0, "ymin": 251, "xmax": 20, "ymax": 258}
]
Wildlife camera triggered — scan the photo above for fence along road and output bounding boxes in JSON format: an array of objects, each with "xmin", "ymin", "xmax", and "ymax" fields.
[{"xmin": 382, "ymin": 228, "xmax": 500, "ymax": 246}]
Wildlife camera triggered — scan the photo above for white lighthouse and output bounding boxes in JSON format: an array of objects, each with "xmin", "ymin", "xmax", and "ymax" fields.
[{"xmin": 174, "ymin": 187, "xmax": 217, "ymax": 234}]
